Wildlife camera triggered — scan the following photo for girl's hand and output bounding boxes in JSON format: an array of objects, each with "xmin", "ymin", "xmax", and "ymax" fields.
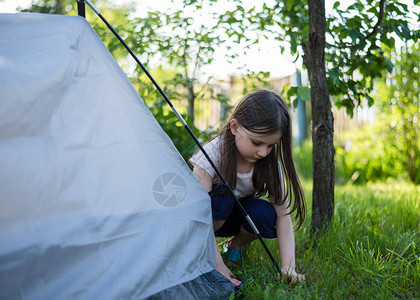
[
  {"xmin": 216, "ymin": 259, "xmax": 242, "ymax": 287},
  {"xmin": 280, "ymin": 267, "xmax": 305, "ymax": 283}
]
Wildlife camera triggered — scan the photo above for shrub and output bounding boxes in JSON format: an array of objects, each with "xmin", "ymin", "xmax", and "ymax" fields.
[
  {"xmin": 293, "ymin": 140, "xmax": 313, "ymax": 180},
  {"xmin": 335, "ymin": 120, "xmax": 408, "ymax": 184}
]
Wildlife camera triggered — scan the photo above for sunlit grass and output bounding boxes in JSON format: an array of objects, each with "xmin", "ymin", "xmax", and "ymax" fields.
[{"xmin": 219, "ymin": 180, "xmax": 420, "ymax": 299}]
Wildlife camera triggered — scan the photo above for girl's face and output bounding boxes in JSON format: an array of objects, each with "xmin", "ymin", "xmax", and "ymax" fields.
[{"xmin": 230, "ymin": 119, "xmax": 282, "ymax": 165}]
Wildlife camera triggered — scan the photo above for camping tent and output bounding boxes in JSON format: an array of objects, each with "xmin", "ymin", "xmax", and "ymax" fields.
[{"xmin": 0, "ymin": 13, "xmax": 234, "ymax": 299}]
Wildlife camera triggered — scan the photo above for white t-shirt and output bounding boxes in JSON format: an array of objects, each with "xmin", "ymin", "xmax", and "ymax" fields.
[{"xmin": 189, "ymin": 136, "xmax": 256, "ymax": 198}]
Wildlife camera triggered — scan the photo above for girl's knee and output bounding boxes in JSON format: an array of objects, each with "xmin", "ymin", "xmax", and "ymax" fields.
[
  {"xmin": 213, "ymin": 219, "xmax": 225, "ymax": 231},
  {"xmin": 242, "ymin": 199, "xmax": 277, "ymax": 238},
  {"xmin": 211, "ymin": 192, "xmax": 235, "ymax": 220}
]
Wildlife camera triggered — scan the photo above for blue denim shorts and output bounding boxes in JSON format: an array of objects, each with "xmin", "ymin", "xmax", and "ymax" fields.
[{"xmin": 211, "ymin": 188, "xmax": 277, "ymax": 239}]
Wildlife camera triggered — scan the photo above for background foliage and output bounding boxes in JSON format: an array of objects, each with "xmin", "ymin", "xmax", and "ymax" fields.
[{"xmin": 335, "ymin": 42, "xmax": 420, "ymax": 184}]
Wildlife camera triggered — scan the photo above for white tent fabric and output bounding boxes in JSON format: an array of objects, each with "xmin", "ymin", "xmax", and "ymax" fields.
[{"xmin": 0, "ymin": 13, "xmax": 234, "ymax": 299}]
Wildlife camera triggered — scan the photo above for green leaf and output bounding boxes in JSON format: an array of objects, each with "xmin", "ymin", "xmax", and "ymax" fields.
[
  {"xmin": 401, "ymin": 25, "xmax": 412, "ymax": 39},
  {"xmin": 286, "ymin": 0, "xmax": 294, "ymax": 11},
  {"xmin": 292, "ymin": 52, "xmax": 300, "ymax": 63},
  {"xmin": 291, "ymin": 35, "xmax": 297, "ymax": 53},
  {"xmin": 392, "ymin": 25, "xmax": 404, "ymax": 40},
  {"xmin": 384, "ymin": 56, "xmax": 394, "ymax": 73},
  {"xmin": 349, "ymin": 30, "xmax": 359, "ymax": 43},
  {"xmin": 227, "ymin": 16, "xmax": 238, "ymax": 25},
  {"xmin": 366, "ymin": 94, "xmax": 374, "ymax": 107},
  {"xmin": 216, "ymin": 93, "xmax": 229, "ymax": 103},
  {"xmin": 297, "ymin": 86, "xmax": 311, "ymax": 102},
  {"xmin": 382, "ymin": 35, "xmax": 396, "ymax": 50},
  {"xmin": 287, "ymin": 86, "xmax": 298, "ymax": 99},
  {"xmin": 327, "ymin": 68, "xmax": 340, "ymax": 86}
]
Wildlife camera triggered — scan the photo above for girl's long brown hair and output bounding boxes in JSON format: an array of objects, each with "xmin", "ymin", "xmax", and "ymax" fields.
[{"xmin": 218, "ymin": 89, "xmax": 306, "ymax": 229}]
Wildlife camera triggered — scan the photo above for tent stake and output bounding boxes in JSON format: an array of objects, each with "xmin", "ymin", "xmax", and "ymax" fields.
[{"xmin": 81, "ymin": 0, "xmax": 282, "ymax": 278}]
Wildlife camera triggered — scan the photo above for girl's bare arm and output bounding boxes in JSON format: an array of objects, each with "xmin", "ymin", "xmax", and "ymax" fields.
[
  {"xmin": 192, "ymin": 165, "xmax": 213, "ymax": 192},
  {"xmin": 273, "ymin": 201, "xmax": 305, "ymax": 281}
]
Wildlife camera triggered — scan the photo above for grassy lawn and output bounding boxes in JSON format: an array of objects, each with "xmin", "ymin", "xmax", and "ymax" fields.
[{"xmin": 219, "ymin": 180, "xmax": 419, "ymax": 299}]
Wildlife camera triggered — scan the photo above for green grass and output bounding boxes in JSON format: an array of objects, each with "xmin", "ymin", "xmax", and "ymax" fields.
[{"xmin": 219, "ymin": 180, "xmax": 420, "ymax": 299}]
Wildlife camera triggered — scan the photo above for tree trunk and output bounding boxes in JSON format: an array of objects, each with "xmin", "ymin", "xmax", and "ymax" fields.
[{"xmin": 303, "ymin": 0, "xmax": 335, "ymax": 234}]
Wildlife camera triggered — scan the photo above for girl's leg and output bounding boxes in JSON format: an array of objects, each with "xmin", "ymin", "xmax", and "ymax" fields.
[
  {"xmin": 230, "ymin": 197, "xmax": 277, "ymax": 249},
  {"xmin": 211, "ymin": 186, "xmax": 239, "ymax": 236},
  {"xmin": 230, "ymin": 224, "xmax": 258, "ymax": 250},
  {"xmin": 213, "ymin": 219, "xmax": 225, "ymax": 231}
]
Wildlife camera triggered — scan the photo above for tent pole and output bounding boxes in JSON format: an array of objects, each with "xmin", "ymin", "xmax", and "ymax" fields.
[
  {"xmin": 76, "ymin": 0, "xmax": 85, "ymax": 18},
  {"xmin": 83, "ymin": 0, "xmax": 282, "ymax": 278}
]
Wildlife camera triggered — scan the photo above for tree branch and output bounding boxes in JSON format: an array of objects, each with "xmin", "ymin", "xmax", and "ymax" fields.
[
  {"xmin": 363, "ymin": 0, "xmax": 386, "ymax": 42},
  {"xmin": 328, "ymin": 0, "xmax": 386, "ymax": 50}
]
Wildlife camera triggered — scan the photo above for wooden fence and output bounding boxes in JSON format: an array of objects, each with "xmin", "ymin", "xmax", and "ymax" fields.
[{"xmin": 191, "ymin": 74, "xmax": 374, "ymax": 142}]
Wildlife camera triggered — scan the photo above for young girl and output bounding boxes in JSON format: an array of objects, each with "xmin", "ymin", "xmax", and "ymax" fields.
[{"xmin": 190, "ymin": 89, "xmax": 306, "ymax": 287}]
